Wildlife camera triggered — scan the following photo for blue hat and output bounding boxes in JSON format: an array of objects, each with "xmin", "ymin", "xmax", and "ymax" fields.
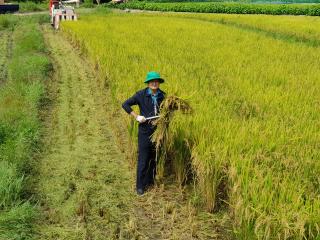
[{"xmin": 144, "ymin": 71, "xmax": 165, "ymax": 83}]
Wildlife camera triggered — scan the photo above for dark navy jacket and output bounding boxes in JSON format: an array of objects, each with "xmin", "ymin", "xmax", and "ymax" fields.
[{"xmin": 122, "ymin": 87, "xmax": 166, "ymax": 131}]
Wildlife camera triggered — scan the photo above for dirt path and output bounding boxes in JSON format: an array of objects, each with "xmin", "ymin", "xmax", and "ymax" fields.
[
  {"xmin": 34, "ymin": 25, "xmax": 228, "ymax": 240},
  {"xmin": 14, "ymin": 11, "xmax": 47, "ymax": 16}
]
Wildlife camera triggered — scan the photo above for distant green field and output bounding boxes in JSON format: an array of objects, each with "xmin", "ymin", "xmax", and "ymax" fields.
[
  {"xmin": 109, "ymin": 2, "xmax": 320, "ymax": 15},
  {"xmin": 143, "ymin": 0, "xmax": 320, "ymax": 3}
]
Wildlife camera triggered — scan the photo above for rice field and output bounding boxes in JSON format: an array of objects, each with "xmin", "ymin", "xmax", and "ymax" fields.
[
  {"xmin": 176, "ymin": 13, "xmax": 320, "ymax": 44},
  {"xmin": 62, "ymin": 12, "xmax": 320, "ymax": 239}
]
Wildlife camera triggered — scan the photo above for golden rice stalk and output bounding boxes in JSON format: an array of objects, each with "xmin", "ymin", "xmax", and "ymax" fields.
[{"xmin": 151, "ymin": 96, "xmax": 192, "ymax": 179}]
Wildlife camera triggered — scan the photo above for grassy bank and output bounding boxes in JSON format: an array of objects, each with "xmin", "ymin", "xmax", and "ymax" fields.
[
  {"xmin": 18, "ymin": 2, "xmax": 48, "ymax": 13},
  {"xmin": 0, "ymin": 15, "xmax": 51, "ymax": 239},
  {"xmin": 108, "ymin": 2, "xmax": 320, "ymax": 15},
  {"xmin": 62, "ymin": 12, "xmax": 320, "ymax": 239}
]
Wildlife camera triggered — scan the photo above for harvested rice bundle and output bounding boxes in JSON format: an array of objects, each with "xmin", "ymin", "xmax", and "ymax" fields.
[{"xmin": 151, "ymin": 95, "xmax": 192, "ymax": 179}]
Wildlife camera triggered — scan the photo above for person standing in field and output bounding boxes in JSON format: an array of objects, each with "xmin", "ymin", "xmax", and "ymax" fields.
[{"xmin": 122, "ymin": 72, "xmax": 166, "ymax": 195}]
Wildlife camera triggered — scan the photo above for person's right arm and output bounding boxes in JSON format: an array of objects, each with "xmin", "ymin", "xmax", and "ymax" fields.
[{"xmin": 122, "ymin": 92, "xmax": 146, "ymax": 123}]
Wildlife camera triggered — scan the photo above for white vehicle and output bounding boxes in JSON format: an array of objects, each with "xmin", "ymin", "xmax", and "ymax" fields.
[{"xmin": 50, "ymin": 0, "xmax": 78, "ymax": 29}]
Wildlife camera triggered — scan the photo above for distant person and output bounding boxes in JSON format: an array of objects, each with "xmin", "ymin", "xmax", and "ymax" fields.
[{"xmin": 122, "ymin": 71, "xmax": 166, "ymax": 195}]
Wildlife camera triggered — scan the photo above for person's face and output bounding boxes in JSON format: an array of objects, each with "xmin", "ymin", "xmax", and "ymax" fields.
[{"xmin": 148, "ymin": 80, "xmax": 160, "ymax": 90}]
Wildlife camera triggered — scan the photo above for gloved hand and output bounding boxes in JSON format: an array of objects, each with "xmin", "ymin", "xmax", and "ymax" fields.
[{"xmin": 136, "ymin": 115, "xmax": 146, "ymax": 123}]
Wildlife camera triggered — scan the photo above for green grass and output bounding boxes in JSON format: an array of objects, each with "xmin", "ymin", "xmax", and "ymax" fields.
[
  {"xmin": 0, "ymin": 15, "xmax": 18, "ymax": 30},
  {"xmin": 62, "ymin": 12, "xmax": 320, "ymax": 239},
  {"xmin": 18, "ymin": 1, "xmax": 48, "ymax": 13},
  {"xmin": 108, "ymin": 1, "xmax": 320, "ymax": 16},
  {"xmin": 0, "ymin": 15, "xmax": 51, "ymax": 240}
]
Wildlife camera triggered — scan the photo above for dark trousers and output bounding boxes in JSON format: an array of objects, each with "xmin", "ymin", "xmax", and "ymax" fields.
[{"xmin": 136, "ymin": 124, "xmax": 157, "ymax": 190}]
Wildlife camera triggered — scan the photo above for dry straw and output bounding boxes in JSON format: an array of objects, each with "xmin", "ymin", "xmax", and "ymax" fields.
[{"xmin": 151, "ymin": 95, "xmax": 192, "ymax": 180}]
